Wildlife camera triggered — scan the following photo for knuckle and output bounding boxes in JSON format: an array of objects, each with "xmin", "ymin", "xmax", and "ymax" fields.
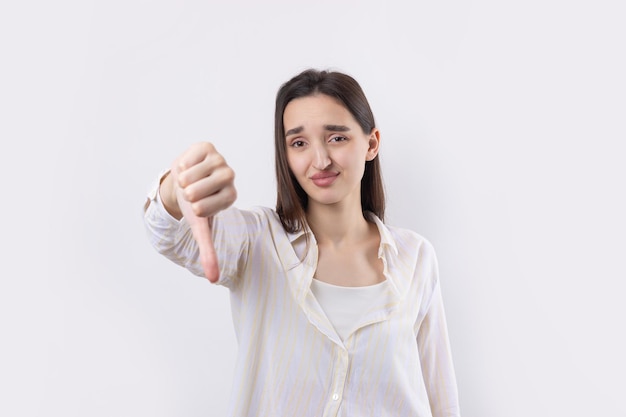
[
  {"xmin": 213, "ymin": 153, "xmax": 225, "ymax": 166},
  {"xmin": 183, "ymin": 186, "xmax": 195, "ymax": 202},
  {"xmin": 201, "ymin": 141, "xmax": 215, "ymax": 153},
  {"xmin": 191, "ymin": 201, "xmax": 205, "ymax": 217},
  {"xmin": 177, "ymin": 172, "xmax": 188, "ymax": 187},
  {"xmin": 226, "ymin": 168, "xmax": 235, "ymax": 182}
]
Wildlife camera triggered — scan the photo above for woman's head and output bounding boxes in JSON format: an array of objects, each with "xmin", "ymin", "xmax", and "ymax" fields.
[{"xmin": 274, "ymin": 69, "xmax": 385, "ymax": 232}]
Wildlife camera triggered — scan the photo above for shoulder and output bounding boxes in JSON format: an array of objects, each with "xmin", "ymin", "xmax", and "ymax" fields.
[
  {"xmin": 215, "ymin": 205, "xmax": 276, "ymax": 222},
  {"xmin": 385, "ymin": 224, "xmax": 438, "ymax": 269},
  {"xmin": 213, "ymin": 205, "xmax": 286, "ymax": 236},
  {"xmin": 370, "ymin": 216, "xmax": 441, "ymax": 300},
  {"xmin": 386, "ymin": 224, "xmax": 435, "ymax": 253},
  {"xmin": 369, "ymin": 213, "xmax": 436, "ymax": 261}
]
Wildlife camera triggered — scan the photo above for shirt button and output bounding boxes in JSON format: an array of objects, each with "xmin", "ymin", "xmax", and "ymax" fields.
[{"xmin": 332, "ymin": 393, "xmax": 339, "ymax": 401}]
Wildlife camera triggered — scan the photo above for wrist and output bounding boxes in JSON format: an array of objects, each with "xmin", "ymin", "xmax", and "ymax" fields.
[{"xmin": 159, "ymin": 171, "xmax": 183, "ymax": 220}]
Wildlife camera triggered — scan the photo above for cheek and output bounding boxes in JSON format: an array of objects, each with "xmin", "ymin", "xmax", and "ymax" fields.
[
  {"xmin": 287, "ymin": 153, "xmax": 306, "ymax": 175},
  {"xmin": 337, "ymin": 149, "xmax": 366, "ymax": 171}
]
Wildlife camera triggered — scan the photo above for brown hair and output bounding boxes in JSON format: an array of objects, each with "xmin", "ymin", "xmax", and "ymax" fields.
[{"xmin": 274, "ymin": 69, "xmax": 385, "ymax": 233}]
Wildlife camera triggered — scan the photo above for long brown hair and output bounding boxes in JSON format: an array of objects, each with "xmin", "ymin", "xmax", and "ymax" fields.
[{"xmin": 274, "ymin": 69, "xmax": 385, "ymax": 233}]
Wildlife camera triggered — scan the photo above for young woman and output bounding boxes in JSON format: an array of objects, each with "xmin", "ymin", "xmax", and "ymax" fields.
[{"xmin": 144, "ymin": 69, "xmax": 461, "ymax": 417}]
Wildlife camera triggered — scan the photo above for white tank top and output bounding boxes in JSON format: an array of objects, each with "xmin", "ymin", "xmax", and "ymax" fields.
[{"xmin": 310, "ymin": 278, "xmax": 388, "ymax": 341}]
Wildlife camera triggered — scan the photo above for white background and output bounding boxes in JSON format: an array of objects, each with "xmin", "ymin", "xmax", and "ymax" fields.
[{"xmin": 1, "ymin": 0, "xmax": 625, "ymax": 416}]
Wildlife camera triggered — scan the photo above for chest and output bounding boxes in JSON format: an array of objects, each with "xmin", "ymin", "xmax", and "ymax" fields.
[{"xmin": 314, "ymin": 242, "xmax": 385, "ymax": 287}]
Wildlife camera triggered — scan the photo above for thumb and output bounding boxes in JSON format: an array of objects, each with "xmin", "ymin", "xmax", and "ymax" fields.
[{"xmin": 176, "ymin": 187, "xmax": 220, "ymax": 283}]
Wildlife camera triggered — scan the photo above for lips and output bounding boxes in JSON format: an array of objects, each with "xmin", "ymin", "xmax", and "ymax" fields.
[{"xmin": 310, "ymin": 171, "xmax": 339, "ymax": 187}]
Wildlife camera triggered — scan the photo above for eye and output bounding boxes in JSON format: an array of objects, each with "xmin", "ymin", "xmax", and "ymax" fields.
[
  {"xmin": 290, "ymin": 139, "xmax": 306, "ymax": 148},
  {"xmin": 329, "ymin": 136, "xmax": 348, "ymax": 143}
]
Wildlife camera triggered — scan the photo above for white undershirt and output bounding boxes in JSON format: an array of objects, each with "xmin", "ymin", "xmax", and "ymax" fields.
[{"xmin": 310, "ymin": 278, "xmax": 388, "ymax": 341}]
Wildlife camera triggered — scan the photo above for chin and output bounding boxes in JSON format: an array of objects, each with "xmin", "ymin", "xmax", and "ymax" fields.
[{"xmin": 307, "ymin": 192, "xmax": 348, "ymax": 207}]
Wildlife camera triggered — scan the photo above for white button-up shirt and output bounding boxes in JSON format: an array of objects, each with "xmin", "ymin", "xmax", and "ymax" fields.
[{"xmin": 144, "ymin": 181, "xmax": 460, "ymax": 417}]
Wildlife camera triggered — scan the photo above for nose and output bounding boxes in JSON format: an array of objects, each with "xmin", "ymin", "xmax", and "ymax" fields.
[{"xmin": 312, "ymin": 144, "xmax": 331, "ymax": 170}]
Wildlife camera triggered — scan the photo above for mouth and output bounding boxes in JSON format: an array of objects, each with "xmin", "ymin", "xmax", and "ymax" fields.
[{"xmin": 310, "ymin": 172, "xmax": 339, "ymax": 187}]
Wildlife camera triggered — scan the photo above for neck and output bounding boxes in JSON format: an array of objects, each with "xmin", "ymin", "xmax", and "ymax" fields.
[{"xmin": 306, "ymin": 201, "xmax": 371, "ymax": 246}]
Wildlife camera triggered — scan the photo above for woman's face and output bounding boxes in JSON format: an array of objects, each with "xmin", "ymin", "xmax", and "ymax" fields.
[{"xmin": 283, "ymin": 94, "xmax": 379, "ymax": 211}]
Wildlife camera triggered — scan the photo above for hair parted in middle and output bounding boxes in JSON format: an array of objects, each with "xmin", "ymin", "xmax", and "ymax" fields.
[{"xmin": 274, "ymin": 69, "xmax": 385, "ymax": 233}]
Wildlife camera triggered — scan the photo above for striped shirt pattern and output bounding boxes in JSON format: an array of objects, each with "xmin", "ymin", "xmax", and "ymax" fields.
[{"xmin": 144, "ymin": 181, "xmax": 460, "ymax": 417}]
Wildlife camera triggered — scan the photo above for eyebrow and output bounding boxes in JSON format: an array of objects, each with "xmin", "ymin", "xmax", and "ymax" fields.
[{"xmin": 285, "ymin": 124, "xmax": 351, "ymax": 137}]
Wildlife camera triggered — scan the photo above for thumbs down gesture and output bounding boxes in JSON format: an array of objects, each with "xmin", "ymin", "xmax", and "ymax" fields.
[{"xmin": 164, "ymin": 142, "xmax": 237, "ymax": 282}]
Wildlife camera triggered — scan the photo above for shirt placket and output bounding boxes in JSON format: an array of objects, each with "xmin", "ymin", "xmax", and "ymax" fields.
[{"xmin": 322, "ymin": 346, "xmax": 349, "ymax": 417}]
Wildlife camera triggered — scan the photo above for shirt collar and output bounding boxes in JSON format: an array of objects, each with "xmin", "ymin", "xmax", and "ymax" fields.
[
  {"xmin": 287, "ymin": 226, "xmax": 310, "ymax": 244},
  {"xmin": 285, "ymin": 212, "xmax": 399, "ymax": 258},
  {"xmin": 366, "ymin": 212, "xmax": 399, "ymax": 257},
  {"xmin": 283, "ymin": 211, "xmax": 407, "ymax": 303}
]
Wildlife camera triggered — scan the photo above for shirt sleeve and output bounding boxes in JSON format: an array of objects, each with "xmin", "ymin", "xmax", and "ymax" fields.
[
  {"xmin": 416, "ymin": 251, "xmax": 461, "ymax": 417},
  {"xmin": 142, "ymin": 172, "xmax": 254, "ymax": 288},
  {"xmin": 143, "ymin": 171, "xmax": 205, "ymax": 278}
]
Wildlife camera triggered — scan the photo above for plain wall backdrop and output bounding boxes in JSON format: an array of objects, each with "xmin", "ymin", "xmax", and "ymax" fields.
[{"xmin": 1, "ymin": 0, "xmax": 624, "ymax": 416}]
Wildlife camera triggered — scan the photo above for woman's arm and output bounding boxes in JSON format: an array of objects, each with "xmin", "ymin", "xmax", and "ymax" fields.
[
  {"xmin": 417, "ymin": 283, "xmax": 460, "ymax": 417},
  {"xmin": 417, "ymin": 280, "xmax": 461, "ymax": 417},
  {"xmin": 144, "ymin": 142, "xmax": 237, "ymax": 282},
  {"xmin": 413, "ymin": 242, "xmax": 461, "ymax": 417}
]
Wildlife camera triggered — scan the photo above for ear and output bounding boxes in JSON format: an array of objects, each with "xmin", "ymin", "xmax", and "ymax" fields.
[{"xmin": 366, "ymin": 128, "xmax": 381, "ymax": 161}]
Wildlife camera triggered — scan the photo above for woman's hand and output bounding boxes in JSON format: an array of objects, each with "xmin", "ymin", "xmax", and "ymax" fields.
[{"xmin": 160, "ymin": 142, "xmax": 237, "ymax": 282}]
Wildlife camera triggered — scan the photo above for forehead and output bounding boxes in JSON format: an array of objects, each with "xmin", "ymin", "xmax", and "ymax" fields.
[{"xmin": 283, "ymin": 94, "xmax": 355, "ymax": 127}]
